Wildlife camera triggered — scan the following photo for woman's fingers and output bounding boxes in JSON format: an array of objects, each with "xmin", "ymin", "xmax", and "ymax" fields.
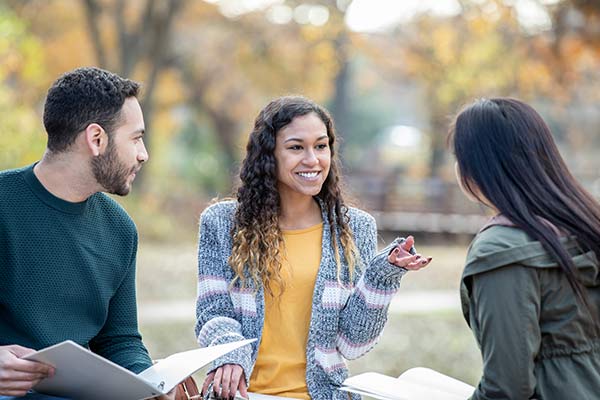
[
  {"xmin": 219, "ymin": 364, "xmax": 233, "ymax": 398},
  {"xmin": 212, "ymin": 367, "xmax": 224, "ymax": 397},
  {"xmin": 405, "ymin": 256, "xmax": 433, "ymax": 270},
  {"xmin": 203, "ymin": 364, "xmax": 244, "ymax": 399},
  {"xmin": 201, "ymin": 370, "xmax": 215, "ymax": 397},
  {"xmin": 388, "ymin": 247, "xmax": 417, "ymax": 265},
  {"xmin": 238, "ymin": 374, "xmax": 249, "ymax": 399},
  {"xmin": 400, "ymin": 235, "xmax": 415, "ymax": 253},
  {"xmin": 388, "ymin": 247, "xmax": 410, "ymax": 264},
  {"xmin": 393, "ymin": 254, "xmax": 418, "ymax": 266},
  {"xmin": 387, "ymin": 236, "xmax": 416, "ymax": 264},
  {"xmin": 389, "ymin": 249, "xmax": 433, "ymax": 269},
  {"xmin": 229, "ymin": 365, "xmax": 245, "ymax": 399}
]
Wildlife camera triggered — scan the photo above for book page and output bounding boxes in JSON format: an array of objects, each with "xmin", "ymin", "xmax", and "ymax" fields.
[
  {"xmin": 338, "ymin": 385, "xmax": 398, "ymax": 400},
  {"xmin": 341, "ymin": 369, "xmax": 474, "ymax": 400},
  {"xmin": 399, "ymin": 367, "xmax": 474, "ymax": 398},
  {"xmin": 342, "ymin": 372, "xmax": 410, "ymax": 399}
]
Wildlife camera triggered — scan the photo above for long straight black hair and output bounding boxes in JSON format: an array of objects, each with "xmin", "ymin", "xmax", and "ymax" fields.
[{"xmin": 449, "ymin": 97, "xmax": 600, "ymax": 316}]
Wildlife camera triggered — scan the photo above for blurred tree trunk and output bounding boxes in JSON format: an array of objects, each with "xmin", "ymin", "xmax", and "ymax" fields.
[
  {"xmin": 429, "ymin": 107, "xmax": 447, "ymax": 181},
  {"xmin": 81, "ymin": 0, "xmax": 184, "ymax": 187},
  {"xmin": 321, "ymin": 0, "xmax": 353, "ymax": 154},
  {"xmin": 179, "ymin": 64, "xmax": 241, "ymax": 190},
  {"xmin": 206, "ymin": 110, "xmax": 240, "ymax": 184},
  {"xmin": 330, "ymin": 32, "xmax": 352, "ymax": 146}
]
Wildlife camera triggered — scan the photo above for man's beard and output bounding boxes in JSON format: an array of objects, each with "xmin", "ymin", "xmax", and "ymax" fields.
[{"xmin": 91, "ymin": 141, "xmax": 137, "ymax": 196}]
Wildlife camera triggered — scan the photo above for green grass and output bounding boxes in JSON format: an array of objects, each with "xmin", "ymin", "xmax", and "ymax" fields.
[
  {"xmin": 347, "ymin": 311, "xmax": 481, "ymax": 386},
  {"xmin": 135, "ymin": 243, "xmax": 470, "ymax": 301},
  {"xmin": 136, "ymin": 242, "xmax": 198, "ymax": 302},
  {"xmin": 394, "ymin": 245, "xmax": 468, "ymax": 292}
]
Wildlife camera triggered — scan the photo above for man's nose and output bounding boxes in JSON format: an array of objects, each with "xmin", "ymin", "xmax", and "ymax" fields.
[{"xmin": 138, "ymin": 141, "xmax": 149, "ymax": 163}]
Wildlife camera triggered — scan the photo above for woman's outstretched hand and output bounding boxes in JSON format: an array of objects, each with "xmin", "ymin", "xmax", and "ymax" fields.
[{"xmin": 387, "ymin": 235, "xmax": 432, "ymax": 271}]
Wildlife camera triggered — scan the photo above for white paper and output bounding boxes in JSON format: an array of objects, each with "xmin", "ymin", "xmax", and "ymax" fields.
[
  {"xmin": 25, "ymin": 339, "xmax": 255, "ymax": 400},
  {"xmin": 139, "ymin": 339, "xmax": 255, "ymax": 392},
  {"xmin": 340, "ymin": 368, "xmax": 475, "ymax": 400},
  {"xmin": 399, "ymin": 367, "xmax": 474, "ymax": 397}
]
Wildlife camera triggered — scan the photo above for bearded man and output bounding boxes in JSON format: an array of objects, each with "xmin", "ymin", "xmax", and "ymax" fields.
[{"xmin": 0, "ymin": 67, "xmax": 173, "ymax": 400}]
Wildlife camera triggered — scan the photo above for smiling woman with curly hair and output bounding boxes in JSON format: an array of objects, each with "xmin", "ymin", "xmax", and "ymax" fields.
[{"xmin": 194, "ymin": 96, "xmax": 431, "ymax": 400}]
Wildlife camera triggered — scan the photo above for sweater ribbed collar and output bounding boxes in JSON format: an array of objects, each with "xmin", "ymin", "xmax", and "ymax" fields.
[{"xmin": 22, "ymin": 163, "xmax": 89, "ymax": 215}]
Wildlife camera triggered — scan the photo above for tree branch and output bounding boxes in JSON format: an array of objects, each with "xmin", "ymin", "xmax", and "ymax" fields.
[{"xmin": 82, "ymin": 0, "xmax": 107, "ymax": 67}]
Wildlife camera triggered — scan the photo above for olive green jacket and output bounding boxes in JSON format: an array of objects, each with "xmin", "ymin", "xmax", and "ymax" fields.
[{"xmin": 461, "ymin": 220, "xmax": 600, "ymax": 400}]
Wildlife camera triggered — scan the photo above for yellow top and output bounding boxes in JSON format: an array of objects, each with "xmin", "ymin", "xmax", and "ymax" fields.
[{"xmin": 249, "ymin": 222, "xmax": 323, "ymax": 399}]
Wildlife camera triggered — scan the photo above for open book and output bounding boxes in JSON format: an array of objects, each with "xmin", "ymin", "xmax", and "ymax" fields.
[
  {"xmin": 340, "ymin": 367, "xmax": 475, "ymax": 400},
  {"xmin": 25, "ymin": 339, "xmax": 255, "ymax": 400}
]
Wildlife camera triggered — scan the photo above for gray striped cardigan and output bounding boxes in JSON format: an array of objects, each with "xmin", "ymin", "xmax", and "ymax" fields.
[{"xmin": 194, "ymin": 200, "xmax": 406, "ymax": 399}]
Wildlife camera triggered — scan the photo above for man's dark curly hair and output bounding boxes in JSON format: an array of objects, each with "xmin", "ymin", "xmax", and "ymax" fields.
[
  {"xmin": 229, "ymin": 95, "xmax": 359, "ymax": 293},
  {"xmin": 43, "ymin": 67, "xmax": 140, "ymax": 152}
]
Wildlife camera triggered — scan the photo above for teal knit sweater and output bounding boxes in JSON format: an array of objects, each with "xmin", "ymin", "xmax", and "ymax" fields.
[{"xmin": 0, "ymin": 164, "xmax": 151, "ymax": 373}]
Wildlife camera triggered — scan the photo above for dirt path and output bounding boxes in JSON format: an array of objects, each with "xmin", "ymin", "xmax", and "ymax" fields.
[{"xmin": 139, "ymin": 290, "xmax": 460, "ymax": 324}]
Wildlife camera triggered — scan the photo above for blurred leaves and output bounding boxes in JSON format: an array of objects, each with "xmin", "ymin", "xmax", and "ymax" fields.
[
  {"xmin": 0, "ymin": 5, "xmax": 46, "ymax": 170},
  {"xmin": 3, "ymin": 0, "xmax": 600, "ymax": 237}
]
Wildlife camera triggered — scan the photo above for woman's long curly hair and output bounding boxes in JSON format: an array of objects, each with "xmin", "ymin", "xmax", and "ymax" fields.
[{"xmin": 229, "ymin": 96, "xmax": 359, "ymax": 294}]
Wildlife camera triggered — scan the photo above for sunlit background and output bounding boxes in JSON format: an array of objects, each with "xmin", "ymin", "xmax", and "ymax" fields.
[{"xmin": 2, "ymin": 0, "xmax": 600, "ymax": 389}]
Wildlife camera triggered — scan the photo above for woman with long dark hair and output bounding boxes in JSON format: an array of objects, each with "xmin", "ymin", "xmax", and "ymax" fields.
[
  {"xmin": 450, "ymin": 97, "xmax": 600, "ymax": 399},
  {"xmin": 195, "ymin": 96, "xmax": 432, "ymax": 399}
]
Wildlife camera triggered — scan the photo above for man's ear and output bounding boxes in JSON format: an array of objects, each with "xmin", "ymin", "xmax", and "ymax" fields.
[{"xmin": 84, "ymin": 123, "xmax": 107, "ymax": 156}]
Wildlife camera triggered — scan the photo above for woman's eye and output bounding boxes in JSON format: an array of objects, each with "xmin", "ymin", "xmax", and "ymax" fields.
[
  {"xmin": 289, "ymin": 145, "xmax": 302, "ymax": 150},
  {"xmin": 317, "ymin": 144, "xmax": 328, "ymax": 150}
]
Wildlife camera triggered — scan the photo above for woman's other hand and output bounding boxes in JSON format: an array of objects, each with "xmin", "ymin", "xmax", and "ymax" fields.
[{"xmin": 201, "ymin": 363, "xmax": 248, "ymax": 399}]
